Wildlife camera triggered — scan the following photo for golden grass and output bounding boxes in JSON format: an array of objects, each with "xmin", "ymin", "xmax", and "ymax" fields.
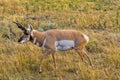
[{"xmin": 0, "ymin": 0, "xmax": 120, "ymax": 80}]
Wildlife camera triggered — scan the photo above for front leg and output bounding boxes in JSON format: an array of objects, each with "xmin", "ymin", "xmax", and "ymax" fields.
[
  {"xmin": 39, "ymin": 36, "xmax": 56, "ymax": 73},
  {"xmin": 39, "ymin": 50, "xmax": 50, "ymax": 73},
  {"xmin": 51, "ymin": 51, "xmax": 57, "ymax": 71}
]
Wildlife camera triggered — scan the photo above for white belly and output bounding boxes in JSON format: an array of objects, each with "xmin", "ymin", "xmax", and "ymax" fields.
[{"xmin": 55, "ymin": 40, "xmax": 75, "ymax": 51}]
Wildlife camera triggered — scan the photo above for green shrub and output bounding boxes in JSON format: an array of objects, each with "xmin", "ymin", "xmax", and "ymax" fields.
[
  {"xmin": 38, "ymin": 22, "xmax": 57, "ymax": 31},
  {"xmin": 86, "ymin": 39, "xmax": 103, "ymax": 53}
]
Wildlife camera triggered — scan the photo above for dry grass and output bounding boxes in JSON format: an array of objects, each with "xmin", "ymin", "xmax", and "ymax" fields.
[{"xmin": 0, "ymin": 0, "xmax": 120, "ymax": 80}]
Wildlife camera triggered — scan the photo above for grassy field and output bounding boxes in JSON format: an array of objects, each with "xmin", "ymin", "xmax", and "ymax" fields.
[{"xmin": 0, "ymin": 0, "xmax": 120, "ymax": 80}]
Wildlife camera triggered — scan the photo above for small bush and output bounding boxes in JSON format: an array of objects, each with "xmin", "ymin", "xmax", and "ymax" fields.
[
  {"xmin": 86, "ymin": 39, "xmax": 103, "ymax": 53},
  {"xmin": 38, "ymin": 22, "xmax": 57, "ymax": 31}
]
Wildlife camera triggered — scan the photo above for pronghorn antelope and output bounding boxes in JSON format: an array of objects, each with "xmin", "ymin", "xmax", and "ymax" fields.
[{"xmin": 14, "ymin": 22, "xmax": 93, "ymax": 73}]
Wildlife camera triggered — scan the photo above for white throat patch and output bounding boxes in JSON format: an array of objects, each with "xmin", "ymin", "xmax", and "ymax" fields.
[
  {"xmin": 33, "ymin": 37, "xmax": 37, "ymax": 44},
  {"xmin": 42, "ymin": 38, "xmax": 46, "ymax": 49}
]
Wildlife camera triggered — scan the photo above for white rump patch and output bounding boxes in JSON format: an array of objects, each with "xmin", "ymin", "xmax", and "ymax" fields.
[
  {"xmin": 83, "ymin": 34, "xmax": 89, "ymax": 43},
  {"xmin": 55, "ymin": 40, "xmax": 75, "ymax": 51}
]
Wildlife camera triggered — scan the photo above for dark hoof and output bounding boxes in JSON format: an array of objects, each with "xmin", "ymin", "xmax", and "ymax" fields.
[
  {"xmin": 39, "ymin": 71, "xmax": 42, "ymax": 74},
  {"xmin": 38, "ymin": 67, "xmax": 42, "ymax": 73}
]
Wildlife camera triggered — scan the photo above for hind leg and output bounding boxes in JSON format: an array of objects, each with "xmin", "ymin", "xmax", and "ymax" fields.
[
  {"xmin": 75, "ymin": 49, "xmax": 84, "ymax": 61},
  {"xmin": 51, "ymin": 51, "xmax": 57, "ymax": 71},
  {"xmin": 75, "ymin": 47, "xmax": 94, "ymax": 68},
  {"xmin": 82, "ymin": 50, "xmax": 94, "ymax": 68}
]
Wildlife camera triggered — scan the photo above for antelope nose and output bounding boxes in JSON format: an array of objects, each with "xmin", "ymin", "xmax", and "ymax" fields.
[
  {"xmin": 18, "ymin": 38, "xmax": 22, "ymax": 43},
  {"xmin": 18, "ymin": 39, "xmax": 21, "ymax": 42}
]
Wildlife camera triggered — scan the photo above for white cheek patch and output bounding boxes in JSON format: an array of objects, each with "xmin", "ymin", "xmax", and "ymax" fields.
[
  {"xmin": 19, "ymin": 40, "xmax": 26, "ymax": 44},
  {"xmin": 19, "ymin": 35, "xmax": 30, "ymax": 44},
  {"xmin": 27, "ymin": 35, "xmax": 30, "ymax": 41},
  {"xmin": 31, "ymin": 31, "xmax": 34, "ymax": 37},
  {"xmin": 55, "ymin": 40, "xmax": 75, "ymax": 51}
]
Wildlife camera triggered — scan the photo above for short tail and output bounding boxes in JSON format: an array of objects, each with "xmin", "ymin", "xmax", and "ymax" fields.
[{"xmin": 83, "ymin": 34, "xmax": 89, "ymax": 43}]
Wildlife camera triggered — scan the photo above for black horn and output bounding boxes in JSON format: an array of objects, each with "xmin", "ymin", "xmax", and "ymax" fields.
[{"xmin": 13, "ymin": 21, "xmax": 27, "ymax": 32}]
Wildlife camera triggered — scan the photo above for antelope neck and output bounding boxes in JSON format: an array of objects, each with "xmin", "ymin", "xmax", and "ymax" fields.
[
  {"xmin": 30, "ymin": 31, "xmax": 46, "ymax": 47},
  {"xmin": 31, "ymin": 36, "xmax": 43, "ymax": 46}
]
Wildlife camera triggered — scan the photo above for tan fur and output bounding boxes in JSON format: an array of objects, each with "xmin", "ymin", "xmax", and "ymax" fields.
[
  {"xmin": 28, "ymin": 29, "xmax": 93, "ymax": 73},
  {"xmin": 30, "ymin": 30, "xmax": 46, "ymax": 46},
  {"xmin": 14, "ymin": 22, "xmax": 93, "ymax": 73},
  {"xmin": 31, "ymin": 29, "xmax": 87, "ymax": 50},
  {"xmin": 19, "ymin": 29, "xmax": 93, "ymax": 72}
]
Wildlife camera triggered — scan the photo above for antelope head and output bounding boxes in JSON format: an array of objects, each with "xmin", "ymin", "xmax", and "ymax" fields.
[{"xmin": 13, "ymin": 22, "xmax": 33, "ymax": 44}]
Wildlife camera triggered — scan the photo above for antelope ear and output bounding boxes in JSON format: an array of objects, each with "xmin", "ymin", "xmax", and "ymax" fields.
[{"xmin": 27, "ymin": 24, "xmax": 33, "ymax": 32}]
